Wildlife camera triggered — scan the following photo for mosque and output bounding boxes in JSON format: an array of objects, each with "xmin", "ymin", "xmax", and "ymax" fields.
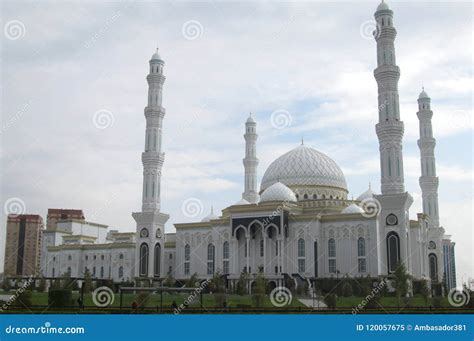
[{"xmin": 43, "ymin": 1, "xmax": 457, "ymax": 293}]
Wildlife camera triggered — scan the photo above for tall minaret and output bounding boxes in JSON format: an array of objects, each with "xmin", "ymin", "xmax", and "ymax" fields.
[
  {"xmin": 133, "ymin": 48, "xmax": 169, "ymax": 279},
  {"xmin": 374, "ymin": 0, "xmax": 406, "ymax": 195},
  {"xmin": 417, "ymin": 88, "xmax": 440, "ymax": 227},
  {"xmin": 242, "ymin": 113, "xmax": 259, "ymax": 203}
]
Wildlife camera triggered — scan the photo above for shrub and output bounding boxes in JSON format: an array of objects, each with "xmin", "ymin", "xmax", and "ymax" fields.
[
  {"xmin": 48, "ymin": 289, "xmax": 73, "ymax": 307},
  {"xmin": 235, "ymin": 272, "xmax": 248, "ymax": 295},
  {"xmin": 324, "ymin": 293, "xmax": 337, "ymax": 309},
  {"xmin": 13, "ymin": 290, "xmax": 33, "ymax": 308},
  {"xmin": 432, "ymin": 296, "xmax": 442, "ymax": 308},
  {"xmin": 252, "ymin": 273, "xmax": 266, "ymax": 308},
  {"xmin": 342, "ymin": 282, "xmax": 353, "ymax": 297},
  {"xmin": 1, "ymin": 277, "xmax": 11, "ymax": 291},
  {"xmin": 136, "ymin": 291, "xmax": 151, "ymax": 309}
]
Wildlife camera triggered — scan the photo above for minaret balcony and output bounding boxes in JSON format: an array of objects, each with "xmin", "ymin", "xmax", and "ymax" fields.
[
  {"xmin": 374, "ymin": 65, "xmax": 400, "ymax": 80},
  {"xmin": 146, "ymin": 74, "xmax": 166, "ymax": 84},
  {"xmin": 142, "ymin": 152, "xmax": 165, "ymax": 166},
  {"xmin": 376, "ymin": 121, "xmax": 404, "ymax": 139},
  {"xmin": 417, "ymin": 139, "xmax": 436, "ymax": 149}
]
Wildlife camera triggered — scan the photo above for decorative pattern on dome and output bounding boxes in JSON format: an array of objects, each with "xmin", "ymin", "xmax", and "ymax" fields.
[
  {"xmin": 261, "ymin": 145, "xmax": 347, "ymax": 192},
  {"xmin": 260, "ymin": 182, "xmax": 297, "ymax": 203}
]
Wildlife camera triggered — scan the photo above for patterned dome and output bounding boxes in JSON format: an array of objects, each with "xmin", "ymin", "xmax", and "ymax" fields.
[
  {"xmin": 260, "ymin": 182, "xmax": 297, "ymax": 203},
  {"xmin": 260, "ymin": 145, "xmax": 347, "ymax": 192}
]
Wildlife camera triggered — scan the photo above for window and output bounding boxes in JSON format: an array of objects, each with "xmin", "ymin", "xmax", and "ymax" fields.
[
  {"xmin": 260, "ymin": 239, "xmax": 264, "ymax": 257},
  {"xmin": 328, "ymin": 239, "xmax": 336, "ymax": 258},
  {"xmin": 223, "ymin": 261, "xmax": 229, "ymax": 274},
  {"xmin": 275, "ymin": 240, "xmax": 278, "ymax": 256},
  {"xmin": 298, "ymin": 238, "xmax": 305, "ymax": 257},
  {"xmin": 358, "ymin": 259, "xmax": 367, "ymax": 273},
  {"xmin": 139, "ymin": 243, "xmax": 149, "ymax": 277},
  {"xmin": 93, "ymin": 267, "xmax": 96, "ymax": 277},
  {"xmin": 119, "ymin": 253, "xmax": 124, "ymax": 260},
  {"xmin": 357, "ymin": 238, "xmax": 366, "ymax": 257},
  {"xmin": 328, "ymin": 259, "xmax": 336, "ymax": 274},
  {"xmin": 429, "ymin": 253, "xmax": 438, "ymax": 281},
  {"xmin": 428, "ymin": 241, "xmax": 436, "ymax": 250},
  {"xmin": 101, "ymin": 255, "xmax": 104, "ymax": 260},
  {"xmin": 386, "ymin": 232, "xmax": 400, "ymax": 273},
  {"xmin": 298, "ymin": 259, "xmax": 305, "ymax": 273},
  {"xmin": 119, "ymin": 266, "xmax": 123, "ymax": 278},
  {"xmin": 85, "ymin": 255, "xmax": 88, "ymax": 261},
  {"xmin": 67, "ymin": 267, "xmax": 71, "ymax": 275},
  {"xmin": 207, "ymin": 244, "xmax": 215, "ymax": 275},
  {"xmin": 93, "ymin": 255, "xmax": 96, "ymax": 260},
  {"xmin": 223, "ymin": 242, "xmax": 229, "ymax": 259},
  {"xmin": 100, "ymin": 266, "xmax": 104, "ymax": 278},
  {"xmin": 154, "ymin": 243, "xmax": 161, "ymax": 277},
  {"xmin": 52, "ymin": 268, "xmax": 55, "ymax": 277},
  {"xmin": 184, "ymin": 244, "xmax": 191, "ymax": 276},
  {"xmin": 68, "ymin": 255, "xmax": 72, "ymax": 261}
]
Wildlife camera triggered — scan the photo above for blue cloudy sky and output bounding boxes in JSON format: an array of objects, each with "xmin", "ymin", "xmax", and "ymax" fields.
[{"xmin": 1, "ymin": 0, "xmax": 472, "ymax": 283}]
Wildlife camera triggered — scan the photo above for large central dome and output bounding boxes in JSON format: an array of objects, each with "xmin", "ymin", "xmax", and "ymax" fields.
[{"xmin": 260, "ymin": 145, "xmax": 348, "ymax": 196}]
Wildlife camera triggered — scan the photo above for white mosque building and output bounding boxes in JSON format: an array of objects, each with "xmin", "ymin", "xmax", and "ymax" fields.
[{"xmin": 43, "ymin": 1, "xmax": 456, "ymax": 292}]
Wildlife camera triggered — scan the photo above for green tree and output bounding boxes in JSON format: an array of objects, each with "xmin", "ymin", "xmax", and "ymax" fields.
[
  {"xmin": 83, "ymin": 268, "xmax": 92, "ymax": 294},
  {"xmin": 186, "ymin": 273, "xmax": 199, "ymax": 288},
  {"xmin": 235, "ymin": 272, "xmax": 248, "ymax": 295},
  {"xmin": 393, "ymin": 263, "xmax": 409, "ymax": 305},
  {"xmin": 209, "ymin": 272, "xmax": 224, "ymax": 293},
  {"xmin": 37, "ymin": 277, "xmax": 46, "ymax": 292},
  {"xmin": 163, "ymin": 274, "xmax": 175, "ymax": 288},
  {"xmin": 419, "ymin": 279, "xmax": 430, "ymax": 305},
  {"xmin": 252, "ymin": 273, "xmax": 267, "ymax": 308}
]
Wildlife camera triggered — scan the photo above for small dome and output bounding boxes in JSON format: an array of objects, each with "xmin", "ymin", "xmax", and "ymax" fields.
[
  {"xmin": 246, "ymin": 113, "xmax": 256, "ymax": 124},
  {"xmin": 234, "ymin": 198, "xmax": 250, "ymax": 206},
  {"xmin": 376, "ymin": 0, "xmax": 390, "ymax": 11},
  {"xmin": 342, "ymin": 203, "xmax": 364, "ymax": 214},
  {"xmin": 357, "ymin": 184, "xmax": 375, "ymax": 202},
  {"xmin": 260, "ymin": 182, "xmax": 297, "ymax": 203},
  {"xmin": 151, "ymin": 48, "xmax": 163, "ymax": 61},
  {"xmin": 419, "ymin": 88, "xmax": 430, "ymax": 100},
  {"xmin": 201, "ymin": 207, "xmax": 219, "ymax": 222}
]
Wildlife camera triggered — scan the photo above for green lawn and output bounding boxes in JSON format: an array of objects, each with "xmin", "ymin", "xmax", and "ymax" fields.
[{"xmin": 336, "ymin": 294, "xmax": 449, "ymax": 308}]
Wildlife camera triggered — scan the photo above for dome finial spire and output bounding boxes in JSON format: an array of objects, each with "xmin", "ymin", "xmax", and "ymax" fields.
[
  {"xmin": 369, "ymin": 181, "xmax": 371, "ymax": 190},
  {"xmin": 301, "ymin": 137, "xmax": 304, "ymax": 145}
]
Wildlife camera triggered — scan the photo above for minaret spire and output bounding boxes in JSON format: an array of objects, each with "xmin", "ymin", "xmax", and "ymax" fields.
[
  {"xmin": 374, "ymin": 0, "xmax": 405, "ymax": 194},
  {"xmin": 132, "ymin": 48, "xmax": 170, "ymax": 279},
  {"xmin": 417, "ymin": 87, "xmax": 440, "ymax": 227},
  {"xmin": 242, "ymin": 113, "xmax": 259, "ymax": 203}
]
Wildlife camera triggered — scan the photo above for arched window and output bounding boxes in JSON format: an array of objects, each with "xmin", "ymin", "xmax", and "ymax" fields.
[
  {"xmin": 223, "ymin": 241, "xmax": 229, "ymax": 274},
  {"xmin": 154, "ymin": 243, "xmax": 161, "ymax": 277},
  {"xmin": 119, "ymin": 266, "xmax": 124, "ymax": 278},
  {"xmin": 259, "ymin": 239, "xmax": 264, "ymax": 257},
  {"xmin": 68, "ymin": 255, "xmax": 72, "ymax": 261},
  {"xmin": 67, "ymin": 266, "xmax": 71, "ymax": 275},
  {"xmin": 100, "ymin": 266, "xmax": 104, "ymax": 278},
  {"xmin": 429, "ymin": 253, "xmax": 438, "ymax": 281},
  {"xmin": 207, "ymin": 244, "xmax": 215, "ymax": 275},
  {"xmin": 386, "ymin": 232, "xmax": 400, "ymax": 273},
  {"xmin": 119, "ymin": 253, "xmax": 124, "ymax": 260},
  {"xmin": 303, "ymin": 194, "xmax": 308, "ymax": 200},
  {"xmin": 297, "ymin": 238, "xmax": 305, "ymax": 273},
  {"xmin": 139, "ymin": 243, "xmax": 149, "ymax": 277},
  {"xmin": 358, "ymin": 237, "xmax": 366, "ymax": 257},
  {"xmin": 328, "ymin": 239, "xmax": 336, "ymax": 258}
]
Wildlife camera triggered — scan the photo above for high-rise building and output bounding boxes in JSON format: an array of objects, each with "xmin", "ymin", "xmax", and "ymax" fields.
[
  {"xmin": 46, "ymin": 208, "xmax": 85, "ymax": 230},
  {"xmin": 3, "ymin": 214, "xmax": 44, "ymax": 276}
]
